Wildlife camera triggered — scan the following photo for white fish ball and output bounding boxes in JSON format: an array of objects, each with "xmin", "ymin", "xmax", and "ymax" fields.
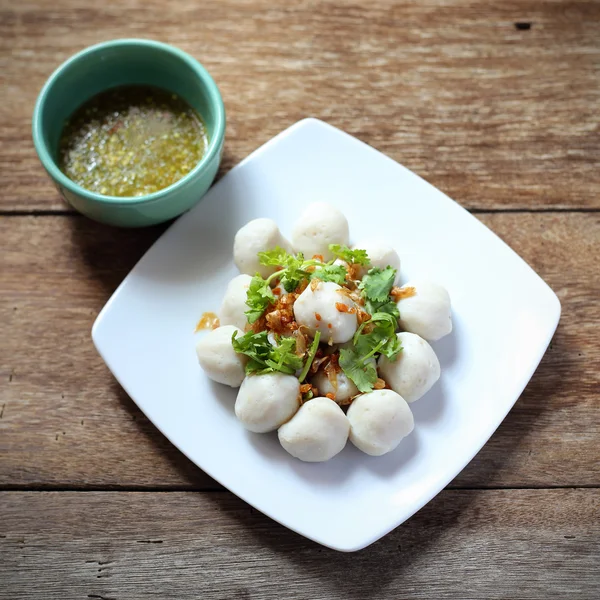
[
  {"xmin": 219, "ymin": 274, "xmax": 252, "ymax": 331},
  {"xmin": 291, "ymin": 203, "xmax": 349, "ymax": 261},
  {"xmin": 294, "ymin": 281, "xmax": 358, "ymax": 344},
  {"xmin": 397, "ymin": 281, "xmax": 452, "ymax": 341},
  {"xmin": 352, "ymin": 239, "xmax": 401, "ymax": 281},
  {"xmin": 378, "ymin": 332, "xmax": 440, "ymax": 403},
  {"xmin": 235, "ymin": 373, "xmax": 300, "ymax": 433},
  {"xmin": 347, "ymin": 390, "xmax": 414, "ymax": 456},
  {"xmin": 278, "ymin": 397, "xmax": 350, "ymax": 462},
  {"xmin": 234, "ymin": 218, "xmax": 293, "ymax": 278},
  {"xmin": 196, "ymin": 325, "xmax": 247, "ymax": 387},
  {"xmin": 311, "ymin": 368, "xmax": 358, "ymax": 404}
]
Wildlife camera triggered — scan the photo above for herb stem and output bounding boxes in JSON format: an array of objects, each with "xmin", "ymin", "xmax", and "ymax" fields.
[{"xmin": 298, "ymin": 331, "xmax": 321, "ymax": 382}]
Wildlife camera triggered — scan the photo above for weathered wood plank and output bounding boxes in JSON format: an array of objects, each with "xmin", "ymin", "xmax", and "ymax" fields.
[
  {"xmin": 0, "ymin": 490, "xmax": 598, "ymax": 598},
  {"xmin": 1, "ymin": 0, "xmax": 599, "ymax": 211},
  {"xmin": 1, "ymin": 213, "xmax": 598, "ymax": 489}
]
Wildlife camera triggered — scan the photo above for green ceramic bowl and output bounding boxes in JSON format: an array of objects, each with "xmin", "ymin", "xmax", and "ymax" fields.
[{"xmin": 32, "ymin": 39, "xmax": 226, "ymax": 227}]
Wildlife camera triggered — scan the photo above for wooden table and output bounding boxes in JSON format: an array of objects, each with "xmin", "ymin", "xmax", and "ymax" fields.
[{"xmin": 1, "ymin": 1, "xmax": 599, "ymax": 597}]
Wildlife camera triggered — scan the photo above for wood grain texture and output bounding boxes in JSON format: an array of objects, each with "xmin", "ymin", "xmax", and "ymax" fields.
[
  {"xmin": 1, "ymin": 490, "xmax": 599, "ymax": 599},
  {"xmin": 1, "ymin": 213, "xmax": 598, "ymax": 489},
  {"xmin": 1, "ymin": 0, "xmax": 599, "ymax": 211}
]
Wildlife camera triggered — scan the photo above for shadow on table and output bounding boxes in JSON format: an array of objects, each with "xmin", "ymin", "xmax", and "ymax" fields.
[
  {"xmin": 111, "ymin": 380, "xmax": 221, "ymax": 489},
  {"xmin": 201, "ymin": 486, "xmax": 480, "ymax": 598},
  {"xmin": 450, "ymin": 326, "xmax": 568, "ymax": 487},
  {"xmin": 68, "ymin": 214, "xmax": 169, "ymax": 299}
]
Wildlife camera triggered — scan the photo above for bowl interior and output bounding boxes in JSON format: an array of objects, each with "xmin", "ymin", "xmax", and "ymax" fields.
[{"xmin": 38, "ymin": 41, "xmax": 221, "ymax": 170}]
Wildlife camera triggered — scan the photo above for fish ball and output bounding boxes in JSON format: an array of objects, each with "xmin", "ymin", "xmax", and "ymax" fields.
[
  {"xmin": 378, "ymin": 332, "xmax": 440, "ymax": 403},
  {"xmin": 347, "ymin": 390, "xmax": 414, "ymax": 456},
  {"xmin": 234, "ymin": 218, "xmax": 292, "ymax": 278},
  {"xmin": 397, "ymin": 281, "xmax": 452, "ymax": 341},
  {"xmin": 196, "ymin": 325, "xmax": 247, "ymax": 387},
  {"xmin": 352, "ymin": 239, "xmax": 401, "ymax": 281},
  {"xmin": 311, "ymin": 368, "xmax": 358, "ymax": 404},
  {"xmin": 235, "ymin": 373, "xmax": 300, "ymax": 433},
  {"xmin": 219, "ymin": 274, "xmax": 252, "ymax": 331},
  {"xmin": 292, "ymin": 203, "xmax": 349, "ymax": 261},
  {"xmin": 294, "ymin": 281, "xmax": 358, "ymax": 344},
  {"xmin": 278, "ymin": 397, "xmax": 350, "ymax": 462}
]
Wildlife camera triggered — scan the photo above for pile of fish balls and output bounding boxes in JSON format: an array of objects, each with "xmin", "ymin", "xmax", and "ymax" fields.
[{"xmin": 195, "ymin": 203, "xmax": 452, "ymax": 462}]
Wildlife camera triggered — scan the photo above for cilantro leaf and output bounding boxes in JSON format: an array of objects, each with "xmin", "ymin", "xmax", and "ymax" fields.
[
  {"xmin": 369, "ymin": 318, "xmax": 402, "ymax": 361},
  {"xmin": 380, "ymin": 333, "xmax": 402, "ymax": 360},
  {"xmin": 310, "ymin": 264, "xmax": 347, "ymax": 285},
  {"xmin": 329, "ymin": 244, "xmax": 371, "ymax": 266},
  {"xmin": 257, "ymin": 247, "xmax": 315, "ymax": 293},
  {"xmin": 232, "ymin": 330, "xmax": 303, "ymax": 375},
  {"xmin": 280, "ymin": 268, "xmax": 307, "ymax": 293},
  {"xmin": 359, "ymin": 266, "xmax": 397, "ymax": 303},
  {"xmin": 231, "ymin": 330, "xmax": 272, "ymax": 372},
  {"xmin": 257, "ymin": 246, "xmax": 292, "ymax": 268},
  {"xmin": 365, "ymin": 298, "xmax": 400, "ymax": 320},
  {"xmin": 257, "ymin": 246, "xmax": 350, "ymax": 293},
  {"xmin": 245, "ymin": 275, "xmax": 275, "ymax": 324},
  {"xmin": 258, "ymin": 246, "xmax": 303, "ymax": 270},
  {"xmin": 339, "ymin": 347, "xmax": 378, "ymax": 393},
  {"xmin": 340, "ymin": 311, "xmax": 402, "ymax": 392},
  {"xmin": 265, "ymin": 336, "xmax": 304, "ymax": 373},
  {"xmin": 353, "ymin": 313, "xmax": 400, "ymax": 359},
  {"xmin": 356, "ymin": 312, "xmax": 402, "ymax": 361}
]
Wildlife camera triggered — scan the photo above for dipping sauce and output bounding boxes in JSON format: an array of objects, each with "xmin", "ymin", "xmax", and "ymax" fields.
[
  {"xmin": 58, "ymin": 85, "xmax": 208, "ymax": 197},
  {"xmin": 195, "ymin": 312, "xmax": 220, "ymax": 332}
]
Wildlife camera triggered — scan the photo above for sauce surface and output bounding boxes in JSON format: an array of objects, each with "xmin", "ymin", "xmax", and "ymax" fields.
[
  {"xmin": 58, "ymin": 85, "xmax": 208, "ymax": 197},
  {"xmin": 195, "ymin": 312, "xmax": 220, "ymax": 332}
]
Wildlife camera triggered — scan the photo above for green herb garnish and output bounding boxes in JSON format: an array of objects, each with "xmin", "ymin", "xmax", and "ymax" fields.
[
  {"xmin": 329, "ymin": 244, "xmax": 371, "ymax": 266},
  {"xmin": 258, "ymin": 247, "xmax": 310, "ymax": 292},
  {"xmin": 359, "ymin": 266, "xmax": 396, "ymax": 303},
  {"xmin": 310, "ymin": 264, "xmax": 348, "ymax": 286},
  {"xmin": 232, "ymin": 330, "xmax": 303, "ymax": 375},
  {"xmin": 339, "ymin": 346, "xmax": 379, "ymax": 393},
  {"xmin": 338, "ymin": 266, "xmax": 402, "ymax": 392},
  {"xmin": 245, "ymin": 247, "xmax": 352, "ymax": 323},
  {"xmin": 245, "ymin": 276, "xmax": 276, "ymax": 324},
  {"xmin": 339, "ymin": 313, "xmax": 402, "ymax": 392},
  {"xmin": 359, "ymin": 266, "xmax": 400, "ymax": 319}
]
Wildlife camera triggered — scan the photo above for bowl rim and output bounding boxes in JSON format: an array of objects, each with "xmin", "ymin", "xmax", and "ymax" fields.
[{"xmin": 32, "ymin": 38, "xmax": 226, "ymax": 206}]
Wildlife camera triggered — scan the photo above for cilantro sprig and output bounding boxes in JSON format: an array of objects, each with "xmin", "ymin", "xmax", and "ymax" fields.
[
  {"xmin": 339, "ymin": 347, "xmax": 378, "ymax": 393},
  {"xmin": 310, "ymin": 264, "xmax": 347, "ymax": 286},
  {"xmin": 339, "ymin": 312, "xmax": 402, "ymax": 392},
  {"xmin": 237, "ymin": 244, "xmax": 403, "ymax": 393},
  {"xmin": 359, "ymin": 266, "xmax": 400, "ymax": 319},
  {"xmin": 232, "ymin": 329, "xmax": 322, "ymax": 378},
  {"xmin": 245, "ymin": 276, "xmax": 276, "ymax": 323},
  {"xmin": 243, "ymin": 249, "xmax": 308, "ymax": 323},
  {"xmin": 257, "ymin": 248, "xmax": 311, "ymax": 292},
  {"xmin": 338, "ymin": 266, "xmax": 402, "ymax": 392},
  {"xmin": 244, "ymin": 246, "xmax": 355, "ymax": 323},
  {"xmin": 330, "ymin": 244, "xmax": 371, "ymax": 266},
  {"xmin": 231, "ymin": 330, "xmax": 303, "ymax": 375},
  {"xmin": 359, "ymin": 266, "xmax": 396, "ymax": 303}
]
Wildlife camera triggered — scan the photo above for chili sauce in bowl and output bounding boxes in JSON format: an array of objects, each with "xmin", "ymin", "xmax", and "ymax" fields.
[{"xmin": 58, "ymin": 85, "xmax": 209, "ymax": 197}]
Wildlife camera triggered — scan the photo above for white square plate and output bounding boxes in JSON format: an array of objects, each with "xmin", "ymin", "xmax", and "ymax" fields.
[{"xmin": 93, "ymin": 118, "xmax": 560, "ymax": 551}]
